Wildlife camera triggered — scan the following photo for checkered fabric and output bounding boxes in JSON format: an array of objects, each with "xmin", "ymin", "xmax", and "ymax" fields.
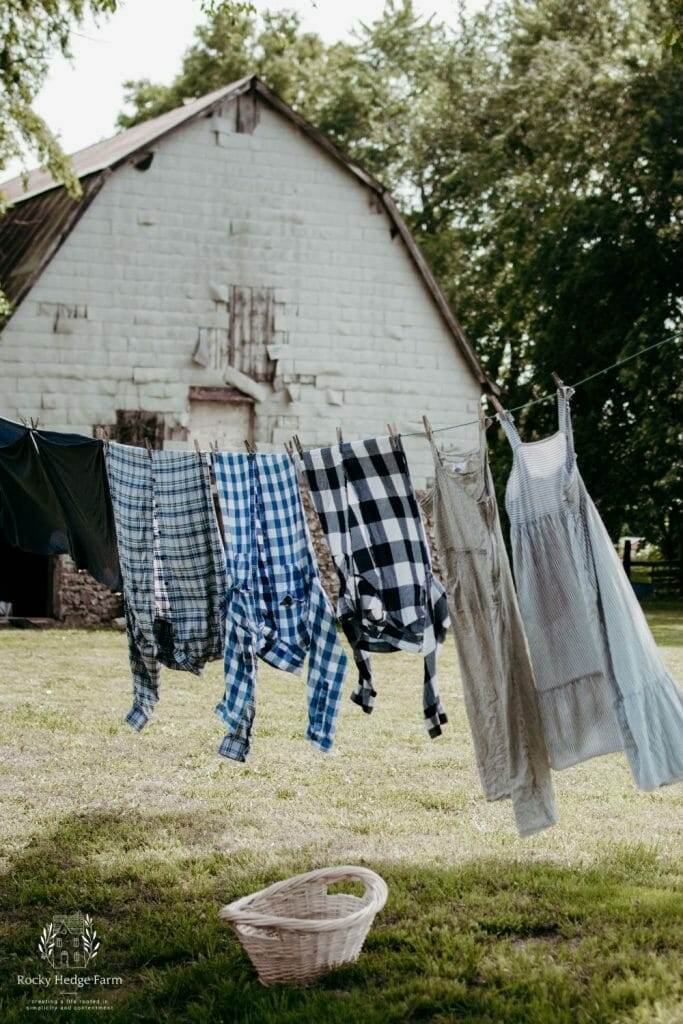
[
  {"xmin": 302, "ymin": 435, "xmax": 450, "ymax": 737},
  {"xmin": 213, "ymin": 451, "xmax": 347, "ymax": 762},
  {"xmin": 105, "ymin": 442, "xmax": 227, "ymax": 729}
]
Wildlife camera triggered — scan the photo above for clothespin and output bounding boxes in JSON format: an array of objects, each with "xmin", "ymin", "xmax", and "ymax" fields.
[
  {"xmin": 422, "ymin": 415, "xmax": 434, "ymax": 441},
  {"xmin": 19, "ymin": 416, "xmax": 28, "ymax": 428},
  {"xmin": 212, "ymin": 440, "xmax": 219, "ymax": 454},
  {"xmin": 478, "ymin": 404, "xmax": 492, "ymax": 431},
  {"xmin": 144, "ymin": 437, "xmax": 153, "ymax": 454},
  {"xmin": 293, "ymin": 435, "xmax": 304, "ymax": 458},
  {"xmin": 194, "ymin": 439, "xmax": 202, "ymax": 455},
  {"xmin": 336, "ymin": 426, "xmax": 343, "ymax": 444},
  {"xmin": 30, "ymin": 416, "xmax": 39, "ymax": 430},
  {"xmin": 284, "ymin": 439, "xmax": 293, "ymax": 458},
  {"xmin": 551, "ymin": 371, "xmax": 564, "ymax": 389},
  {"xmin": 387, "ymin": 422, "xmax": 400, "ymax": 438}
]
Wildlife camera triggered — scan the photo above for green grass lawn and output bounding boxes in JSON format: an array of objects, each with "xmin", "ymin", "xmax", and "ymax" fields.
[{"xmin": 0, "ymin": 605, "xmax": 681, "ymax": 1023}]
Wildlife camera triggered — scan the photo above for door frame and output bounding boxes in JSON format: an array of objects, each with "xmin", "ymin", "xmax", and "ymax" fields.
[{"xmin": 187, "ymin": 386, "xmax": 255, "ymax": 446}]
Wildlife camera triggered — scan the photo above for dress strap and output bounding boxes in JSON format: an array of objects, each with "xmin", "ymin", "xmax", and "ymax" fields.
[
  {"xmin": 556, "ymin": 385, "xmax": 576, "ymax": 464},
  {"xmin": 497, "ymin": 407, "xmax": 523, "ymax": 450}
]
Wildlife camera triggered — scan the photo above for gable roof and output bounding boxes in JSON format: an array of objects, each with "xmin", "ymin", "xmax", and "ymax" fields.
[{"xmin": 0, "ymin": 74, "xmax": 494, "ymax": 390}]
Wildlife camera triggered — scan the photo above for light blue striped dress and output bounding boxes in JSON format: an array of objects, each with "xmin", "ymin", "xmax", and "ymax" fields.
[{"xmin": 500, "ymin": 386, "xmax": 683, "ymax": 789}]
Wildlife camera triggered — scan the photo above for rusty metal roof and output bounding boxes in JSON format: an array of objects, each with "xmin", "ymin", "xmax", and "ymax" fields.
[
  {"xmin": 0, "ymin": 174, "xmax": 107, "ymax": 312},
  {"xmin": 1, "ymin": 76, "xmax": 255, "ymax": 205},
  {"xmin": 0, "ymin": 74, "xmax": 494, "ymax": 389}
]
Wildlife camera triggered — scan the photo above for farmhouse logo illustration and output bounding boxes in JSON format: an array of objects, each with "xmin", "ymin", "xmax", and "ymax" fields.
[
  {"xmin": 17, "ymin": 911, "xmax": 122, "ymax": 1001},
  {"xmin": 38, "ymin": 913, "xmax": 100, "ymax": 970}
]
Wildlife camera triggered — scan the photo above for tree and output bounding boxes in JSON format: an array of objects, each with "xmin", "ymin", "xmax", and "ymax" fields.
[
  {"xmin": 406, "ymin": 0, "xmax": 683, "ymax": 558},
  {"xmin": 121, "ymin": 0, "xmax": 682, "ymax": 557},
  {"xmin": 0, "ymin": 0, "xmax": 118, "ymax": 315},
  {"xmin": 118, "ymin": 8, "xmax": 330, "ymax": 130},
  {"xmin": 661, "ymin": 0, "xmax": 683, "ymax": 59},
  {"xmin": 0, "ymin": 1, "xmax": 120, "ymax": 197}
]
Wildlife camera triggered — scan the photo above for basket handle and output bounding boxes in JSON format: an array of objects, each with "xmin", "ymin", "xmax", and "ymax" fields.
[{"xmin": 219, "ymin": 865, "xmax": 388, "ymax": 933}]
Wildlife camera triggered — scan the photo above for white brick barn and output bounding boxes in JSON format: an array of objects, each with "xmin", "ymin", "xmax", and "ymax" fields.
[{"xmin": 0, "ymin": 74, "xmax": 491, "ymax": 621}]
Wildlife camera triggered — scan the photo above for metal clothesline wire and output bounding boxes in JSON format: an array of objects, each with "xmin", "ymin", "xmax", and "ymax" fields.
[{"xmin": 400, "ymin": 330, "xmax": 683, "ymax": 438}]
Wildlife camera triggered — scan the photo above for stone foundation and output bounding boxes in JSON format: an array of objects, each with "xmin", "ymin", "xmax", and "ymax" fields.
[{"xmin": 53, "ymin": 556, "xmax": 122, "ymax": 625}]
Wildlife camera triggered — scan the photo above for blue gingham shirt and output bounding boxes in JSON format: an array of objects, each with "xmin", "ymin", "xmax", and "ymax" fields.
[{"xmin": 213, "ymin": 452, "xmax": 347, "ymax": 761}]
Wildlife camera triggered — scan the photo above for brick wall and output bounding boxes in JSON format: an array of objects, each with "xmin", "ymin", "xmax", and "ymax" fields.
[{"xmin": 0, "ymin": 94, "xmax": 481, "ymax": 489}]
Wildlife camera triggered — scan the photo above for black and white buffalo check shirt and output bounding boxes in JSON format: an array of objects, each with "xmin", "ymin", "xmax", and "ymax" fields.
[{"xmin": 302, "ymin": 435, "xmax": 450, "ymax": 737}]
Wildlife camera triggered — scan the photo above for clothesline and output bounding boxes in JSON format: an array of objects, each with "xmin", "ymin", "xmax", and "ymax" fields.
[{"xmin": 400, "ymin": 330, "xmax": 683, "ymax": 437}]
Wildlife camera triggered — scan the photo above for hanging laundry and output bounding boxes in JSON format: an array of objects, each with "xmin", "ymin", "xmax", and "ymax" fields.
[
  {"xmin": 0, "ymin": 417, "xmax": 121, "ymax": 590},
  {"xmin": 302, "ymin": 436, "xmax": 449, "ymax": 736},
  {"xmin": 427, "ymin": 420, "xmax": 557, "ymax": 836},
  {"xmin": 213, "ymin": 451, "xmax": 347, "ymax": 761},
  {"xmin": 105, "ymin": 442, "xmax": 227, "ymax": 730},
  {"xmin": 500, "ymin": 386, "xmax": 683, "ymax": 789},
  {"xmin": 0, "ymin": 417, "xmax": 70, "ymax": 556},
  {"xmin": 33, "ymin": 428, "xmax": 121, "ymax": 590}
]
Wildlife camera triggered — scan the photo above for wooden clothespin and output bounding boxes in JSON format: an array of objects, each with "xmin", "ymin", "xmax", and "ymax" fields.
[
  {"xmin": 194, "ymin": 439, "xmax": 202, "ymax": 455},
  {"xmin": 284, "ymin": 439, "xmax": 294, "ymax": 458},
  {"xmin": 19, "ymin": 415, "xmax": 28, "ymax": 428},
  {"xmin": 387, "ymin": 422, "xmax": 399, "ymax": 438},
  {"xmin": 29, "ymin": 416, "xmax": 39, "ymax": 430},
  {"xmin": 336, "ymin": 426, "xmax": 343, "ymax": 444},
  {"xmin": 212, "ymin": 440, "xmax": 219, "ymax": 454},
  {"xmin": 293, "ymin": 435, "xmax": 304, "ymax": 458},
  {"xmin": 422, "ymin": 415, "xmax": 434, "ymax": 441},
  {"xmin": 487, "ymin": 394, "xmax": 506, "ymax": 419},
  {"xmin": 144, "ymin": 437, "xmax": 153, "ymax": 453},
  {"xmin": 478, "ymin": 404, "xmax": 492, "ymax": 431}
]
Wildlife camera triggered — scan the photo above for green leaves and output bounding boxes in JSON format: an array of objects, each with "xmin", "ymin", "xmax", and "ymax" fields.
[{"xmin": 0, "ymin": 1, "xmax": 118, "ymax": 309}]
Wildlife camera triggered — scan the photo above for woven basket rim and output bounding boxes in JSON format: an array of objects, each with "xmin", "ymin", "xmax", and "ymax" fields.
[{"xmin": 219, "ymin": 864, "xmax": 388, "ymax": 933}]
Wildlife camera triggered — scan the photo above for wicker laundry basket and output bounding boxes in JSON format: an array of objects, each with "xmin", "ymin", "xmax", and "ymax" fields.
[{"xmin": 219, "ymin": 865, "xmax": 388, "ymax": 986}]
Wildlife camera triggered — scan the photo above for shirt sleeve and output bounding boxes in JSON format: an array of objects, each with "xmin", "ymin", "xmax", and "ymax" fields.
[
  {"xmin": 305, "ymin": 578, "xmax": 347, "ymax": 751},
  {"xmin": 123, "ymin": 603, "xmax": 160, "ymax": 731},
  {"xmin": 215, "ymin": 596, "xmax": 257, "ymax": 762}
]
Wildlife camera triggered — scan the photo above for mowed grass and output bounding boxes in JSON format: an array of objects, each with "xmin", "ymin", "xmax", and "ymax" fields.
[{"xmin": 0, "ymin": 604, "xmax": 681, "ymax": 1023}]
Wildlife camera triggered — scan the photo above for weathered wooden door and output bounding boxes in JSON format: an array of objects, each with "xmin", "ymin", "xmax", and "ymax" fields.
[{"xmin": 188, "ymin": 393, "xmax": 254, "ymax": 451}]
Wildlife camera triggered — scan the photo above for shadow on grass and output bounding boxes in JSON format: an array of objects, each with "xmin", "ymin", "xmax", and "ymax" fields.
[{"xmin": 0, "ymin": 810, "xmax": 681, "ymax": 1024}]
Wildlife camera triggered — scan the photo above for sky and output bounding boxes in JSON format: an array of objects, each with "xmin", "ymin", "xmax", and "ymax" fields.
[{"xmin": 3, "ymin": 0, "xmax": 473, "ymax": 183}]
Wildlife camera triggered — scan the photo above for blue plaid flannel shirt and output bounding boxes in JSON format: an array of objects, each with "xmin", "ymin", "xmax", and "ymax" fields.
[{"xmin": 213, "ymin": 452, "xmax": 347, "ymax": 761}]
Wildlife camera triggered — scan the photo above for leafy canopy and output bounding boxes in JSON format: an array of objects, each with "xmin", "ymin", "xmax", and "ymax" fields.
[
  {"xmin": 0, "ymin": 1, "xmax": 117, "ymax": 201},
  {"xmin": 0, "ymin": 0, "xmax": 118, "ymax": 316}
]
